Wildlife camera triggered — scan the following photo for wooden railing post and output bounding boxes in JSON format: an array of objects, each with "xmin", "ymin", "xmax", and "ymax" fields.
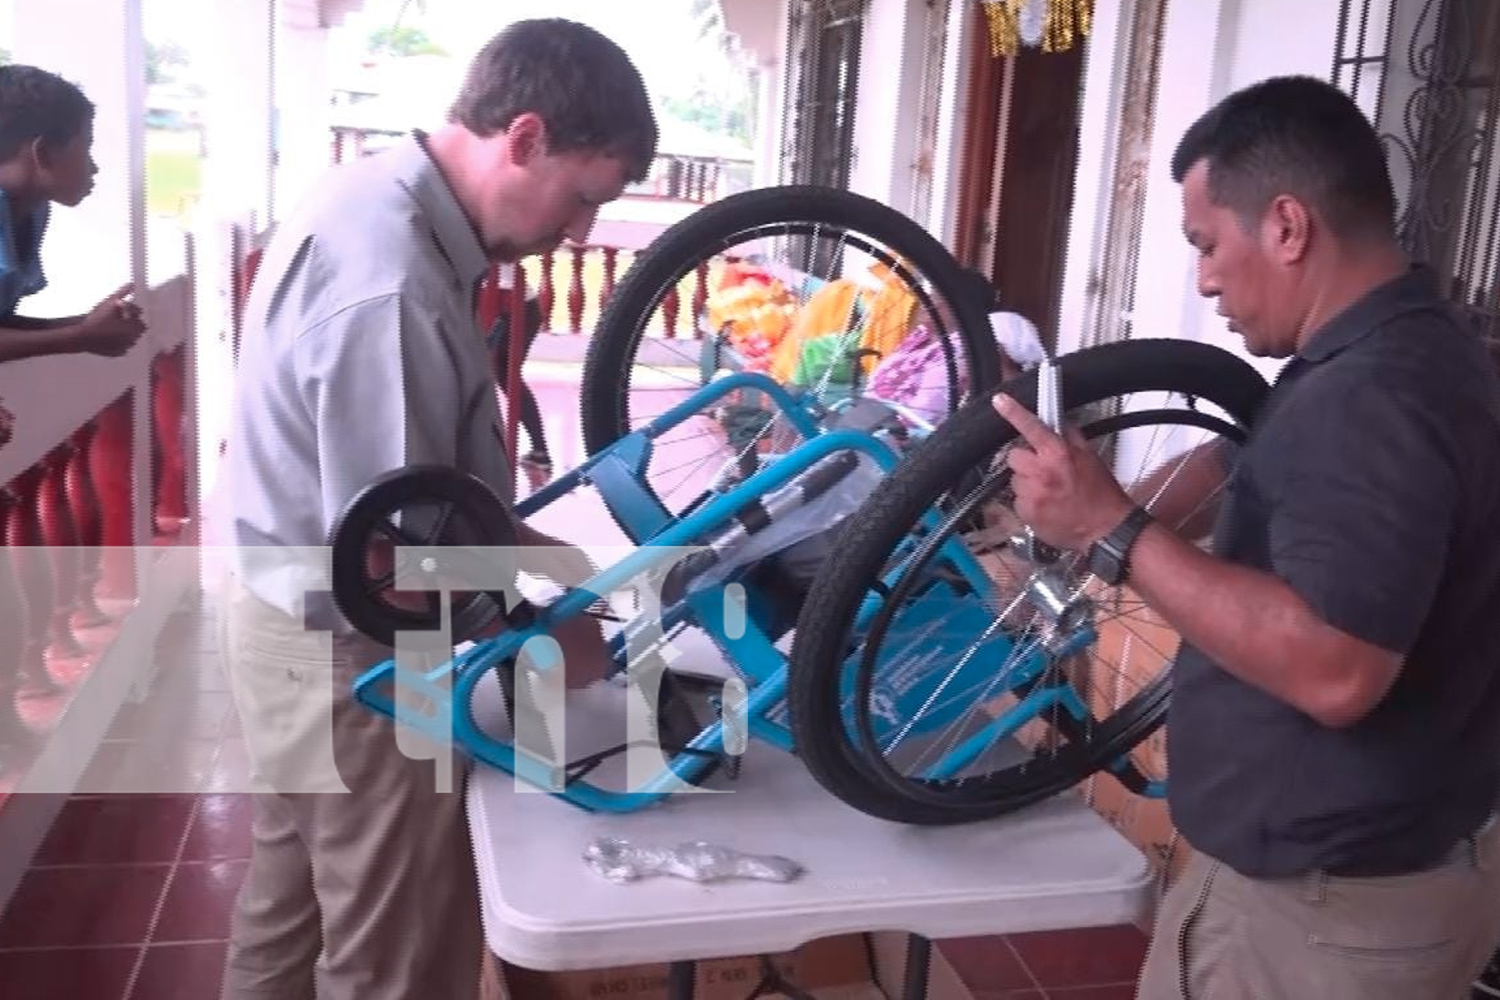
[
  {"xmin": 38, "ymin": 446, "xmax": 83, "ymax": 659},
  {"xmin": 693, "ymin": 263, "xmax": 710, "ymax": 338},
  {"xmin": 151, "ymin": 345, "xmax": 188, "ymax": 534},
  {"xmin": 65, "ymin": 422, "xmax": 109, "ymax": 627},
  {"xmin": 6, "ymin": 468, "xmax": 57, "ymax": 696},
  {"xmin": 0, "ymin": 497, "xmax": 27, "ymax": 737},
  {"xmin": 661, "ymin": 284, "xmax": 681, "ymax": 340},
  {"xmin": 538, "ymin": 252, "xmax": 556, "ymax": 333},
  {"xmin": 601, "ymin": 247, "xmax": 619, "ymax": 309},
  {"xmin": 89, "ymin": 391, "xmax": 137, "ymax": 600},
  {"xmin": 568, "ymin": 247, "xmax": 586, "ymax": 335}
]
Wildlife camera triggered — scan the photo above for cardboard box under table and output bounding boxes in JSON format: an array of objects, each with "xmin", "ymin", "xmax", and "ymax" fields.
[{"xmin": 462, "ymin": 634, "xmax": 1156, "ymax": 1000}]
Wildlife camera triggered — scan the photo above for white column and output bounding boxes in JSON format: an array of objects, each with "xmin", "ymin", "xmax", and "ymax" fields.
[
  {"xmin": 201, "ymin": 0, "xmax": 275, "ymax": 234},
  {"xmin": 1054, "ymin": 0, "xmax": 1133, "ymax": 357},
  {"xmin": 190, "ymin": 0, "xmax": 273, "ymax": 586},
  {"xmin": 191, "ymin": 214, "xmax": 238, "ymax": 585},
  {"xmin": 752, "ymin": 54, "xmax": 783, "ymax": 192},
  {"xmin": 929, "ymin": 0, "xmax": 977, "ymax": 251},
  {"xmin": 275, "ymin": 16, "xmax": 333, "ymax": 223},
  {"xmin": 1128, "ymin": 0, "xmax": 1342, "ymax": 383},
  {"xmin": 1127, "ymin": 0, "xmax": 1243, "ymax": 357},
  {"xmin": 849, "ymin": 0, "xmax": 934, "ymax": 213}
]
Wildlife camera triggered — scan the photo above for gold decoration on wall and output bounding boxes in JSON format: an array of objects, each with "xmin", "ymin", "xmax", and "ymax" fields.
[{"xmin": 981, "ymin": 0, "xmax": 1094, "ymax": 57}]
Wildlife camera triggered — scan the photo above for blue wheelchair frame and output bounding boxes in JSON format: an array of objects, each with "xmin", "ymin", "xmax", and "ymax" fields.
[{"xmin": 351, "ymin": 372, "xmax": 1166, "ymax": 813}]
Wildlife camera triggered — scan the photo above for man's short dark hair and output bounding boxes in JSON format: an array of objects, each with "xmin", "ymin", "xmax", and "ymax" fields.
[
  {"xmin": 0, "ymin": 64, "xmax": 94, "ymax": 164},
  {"xmin": 449, "ymin": 18, "xmax": 658, "ymax": 183},
  {"xmin": 1170, "ymin": 75, "xmax": 1397, "ymax": 242}
]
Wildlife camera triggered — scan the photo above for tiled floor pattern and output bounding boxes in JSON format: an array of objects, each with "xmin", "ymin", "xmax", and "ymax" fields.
[
  {"xmin": 0, "ymin": 370, "xmax": 1151, "ymax": 998},
  {"xmin": 0, "ymin": 601, "xmax": 1150, "ymax": 999}
]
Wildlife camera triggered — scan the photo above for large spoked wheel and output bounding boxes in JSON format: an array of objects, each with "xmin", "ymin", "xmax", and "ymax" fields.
[
  {"xmin": 787, "ymin": 339, "xmax": 1270, "ymax": 825},
  {"xmin": 329, "ymin": 466, "xmax": 520, "ymax": 649},
  {"xmin": 579, "ymin": 185, "xmax": 1003, "ymax": 521}
]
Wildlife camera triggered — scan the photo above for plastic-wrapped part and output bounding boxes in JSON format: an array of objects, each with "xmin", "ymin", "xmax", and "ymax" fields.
[
  {"xmin": 660, "ymin": 449, "xmax": 882, "ymax": 603},
  {"xmin": 582, "ymin": 837, "xmax": 806, "ymax": 884}
]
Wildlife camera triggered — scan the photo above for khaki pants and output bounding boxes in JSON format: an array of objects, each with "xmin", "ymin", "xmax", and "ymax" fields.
[
  {"xmin": 217, "ymin": 577, "xmax": 484, "ymax": 1000},
  {"xmin": 1137, "ymin": 818, "xmax": 1500, "ymax": 1000}
]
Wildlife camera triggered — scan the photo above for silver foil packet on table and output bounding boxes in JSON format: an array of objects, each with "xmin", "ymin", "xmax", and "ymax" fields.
[{"xmin": 583, "ymin": 837, "xmax": 805, "ymax": 884}]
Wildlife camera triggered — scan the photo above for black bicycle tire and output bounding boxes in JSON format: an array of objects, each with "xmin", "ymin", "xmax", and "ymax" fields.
[
  {"xmin": 786, "ymin": 338, "xmax": 1270, "ymax": 825},
  {"xmin": 579, "ymin": 184, "xmax": 1003, "ymax": 458}
]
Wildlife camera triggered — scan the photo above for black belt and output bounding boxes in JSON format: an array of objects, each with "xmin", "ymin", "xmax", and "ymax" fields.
[{"xmin": 1325, "ymin": 853, "xmax": 1457, "ymax": 878}]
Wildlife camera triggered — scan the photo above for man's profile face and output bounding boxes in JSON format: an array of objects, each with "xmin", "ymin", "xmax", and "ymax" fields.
[
  {"xmin": 511, "ymin": 148, "xmax": 629, "ymax": 260},
  {"xmin": 483, "ymin": 114, "xmax": 631, "ymax": 263},
  {"xmin": 37, "ymin": 119, "xmax": 97, "ymax": 208},
  {"xmin": 1181, "ymin": 158, "xmax": 1296, "ymax": 358}
]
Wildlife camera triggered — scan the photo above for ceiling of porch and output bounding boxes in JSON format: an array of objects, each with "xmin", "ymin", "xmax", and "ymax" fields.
[
  {"xmin": 718, "ymin": 0, "xmax": 781, "ymax": 64},
  {"xmin": 282, "ymin": 0, "xmax": 368, "ymax": 30}
]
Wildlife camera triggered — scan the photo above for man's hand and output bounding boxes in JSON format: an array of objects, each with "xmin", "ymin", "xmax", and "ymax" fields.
[
  {"xmin": 548, "ymin": 610, "xmax": 614, "ymax": 689},
  {"xmin": 73, "ymin": 283, "xmax": 146, "ymax": 357},
  {"xmin": 503, "ymin": 523, "xmax": 613, "ymax": 688},
  {"xmin": 515, "ymin": 523, "xmax": 599, "ymax": 591},
  {"xmin": 993, "ymin": 393, "xmax": 1135, "ymax": 552}
]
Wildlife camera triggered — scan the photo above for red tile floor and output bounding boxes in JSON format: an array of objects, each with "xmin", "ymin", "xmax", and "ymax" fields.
[{"xmin": 0, "ymin": 367, "xmax": 1151, "ymax": 999}]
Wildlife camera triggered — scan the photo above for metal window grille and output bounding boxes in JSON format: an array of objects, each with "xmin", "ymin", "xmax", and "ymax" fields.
[
  {"xmin": 1333, "ymin": 0, "xmax": 1500, "ymax": 344},
  {"xmin": 782, "ymin": 0, "xmax": 867, "ymax": 191}
]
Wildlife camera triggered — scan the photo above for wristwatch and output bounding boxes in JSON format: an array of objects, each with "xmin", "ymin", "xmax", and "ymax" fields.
[{"xmin": 1086, "ymin": 506, "xmax": 1153, "ymax": 586}]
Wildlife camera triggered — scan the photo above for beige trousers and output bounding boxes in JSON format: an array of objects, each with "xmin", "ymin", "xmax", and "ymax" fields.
[
  {"xmin": 1137, "ymin": 818, "xmax": 1500, "ymax": 1000},
  {"xmin": 217, "ymin": 577, "xmax": 484, "ymax": 1000}
]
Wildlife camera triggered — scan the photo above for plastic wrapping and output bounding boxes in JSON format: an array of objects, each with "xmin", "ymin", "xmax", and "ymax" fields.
[
  {"xmin": 990, "ymin": 310, "xmax": 1047, "ymax": 369},
  {"xmin": 582, "ymin": 837, "xmax": 806, "ymax": 885}
]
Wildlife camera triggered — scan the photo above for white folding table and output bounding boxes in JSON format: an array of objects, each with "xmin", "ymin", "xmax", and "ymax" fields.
[{"xmin": 462, "ymin": 642, "xmax": 1157, "ymax": 1000}]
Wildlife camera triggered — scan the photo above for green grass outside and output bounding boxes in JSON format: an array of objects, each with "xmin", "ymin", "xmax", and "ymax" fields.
[{"xmin": 146, "ymin": 128, "xmax": 203, "ymax": 219}]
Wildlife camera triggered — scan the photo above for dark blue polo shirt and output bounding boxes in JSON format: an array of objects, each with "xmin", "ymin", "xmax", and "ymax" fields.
[
  {"xmin": 0, "ymin": 190, "xmax": 49, "ymax": 319},
  {"xmin": 1167, "ymin": 265, "xmax": 1500, "ymax": 879}
]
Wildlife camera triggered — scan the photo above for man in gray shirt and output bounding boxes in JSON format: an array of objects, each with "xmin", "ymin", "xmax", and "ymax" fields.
[
  {"xmin": 995, "ymin": 76, "xmax": 1500, "ymax": 999},
  {"xmin": 216, "ymin": 20, "xmax": 657, "ymax": 999}
]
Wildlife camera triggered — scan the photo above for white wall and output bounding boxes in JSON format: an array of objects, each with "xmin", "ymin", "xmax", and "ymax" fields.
[
  {"xmin": 1058, "ymin": 0, "xmax": 1348, "ymax": 388},
  {"xmin": 848, "ymin": 0, "xmax": 933, "ymax": 214},
  {"xmin": 1055, "ymin": 0, "xmax": 1136, "ymax": 355},
  {"xmin": 757, "ymin": 6, "xmax": 792, "ymax": 193},
  {"xmin": 1125, "ymin": 0, "xmax": 1245, "ymax": 367},
  {"xmin": 928, "ymin": 0, "xmax": 976, "ymax": 249},
  {"xmin": 1046, "ymin": 0, "xmax": 1360, "ymax": 487}
]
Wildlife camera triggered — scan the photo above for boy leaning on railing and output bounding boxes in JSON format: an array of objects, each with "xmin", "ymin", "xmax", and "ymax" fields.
[{"xmin": 0, "ymin": 63, "xmax": 145, "ymax": 450}]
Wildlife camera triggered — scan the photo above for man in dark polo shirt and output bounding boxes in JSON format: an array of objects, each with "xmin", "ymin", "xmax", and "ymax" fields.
[{"xmin": 994, "ymin": 75, "xmax": 1500, "ymax": 998}]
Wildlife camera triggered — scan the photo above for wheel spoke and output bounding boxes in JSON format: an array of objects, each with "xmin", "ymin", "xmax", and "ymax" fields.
[{"xmin": 787, "ymin": 339, "xmax": 1270, "ymax": 823}]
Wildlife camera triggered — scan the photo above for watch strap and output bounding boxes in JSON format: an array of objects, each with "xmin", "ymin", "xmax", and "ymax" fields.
[{"xmin": 1093, "ymin": 506, "xmax": 1153, "ymax": 583}]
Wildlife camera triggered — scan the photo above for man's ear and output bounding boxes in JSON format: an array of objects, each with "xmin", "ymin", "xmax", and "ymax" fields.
[
  {"xmin": 1264, "ymin": 193, "xmax": 1312, "ymax": 265},
  {"xmin": 21, "ymin": 136, "xmax": 48, "ymax": 172},
  {"xmin": 504, "ymin": 112, "xmax": 550, "ymax": 168}
]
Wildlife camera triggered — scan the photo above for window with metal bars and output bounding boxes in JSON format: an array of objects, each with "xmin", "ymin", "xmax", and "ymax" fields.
[
  {"xmin": 782, "ymin": 0, "xmax": 867, "ymax": 191},
  {"xmin": 774, "ymin": 0, "xmax": 868, "ymax": 275},
  {"xmin": 1332, "ymin": 0, "xmax": 1500, "ymax": 342}
]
